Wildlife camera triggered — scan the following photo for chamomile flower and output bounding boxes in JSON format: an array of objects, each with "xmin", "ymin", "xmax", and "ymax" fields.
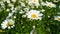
[
  {"xmin": 54, "ymin": 16, "xmax": 60, "ymax": 21},
  {"xmin": 26, "ymin": 10, "xmax": 43, "ymax": 20},
  {"xmin": 45, "ymin": 1, "xmax": 56, "ymax": 8},
  {"xmin": 1, "ymin": 19, "xmax": 15, "ymax": 29},
  {"xmin": 28, "ymin": 0, "xmax": 39, "ymax": 6}
]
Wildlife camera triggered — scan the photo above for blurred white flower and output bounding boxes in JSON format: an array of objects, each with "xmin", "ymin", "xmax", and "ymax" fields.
[
  {"xmin": 13, "ymin": 16, "xmax": 16, "ymax": 19},
  {"xmin": 1, "ymin": 19, "xmax": 15, "ymax": 29},
  {"xmin": 3, "ymin": 0, "xmax": 10, "ymax": 3},
  {"xmin": 33, "ymin": 25, "xmax": 35, "ymax": 29},
  {"xmin": 41, "ymin": 2, "xmax": 46, "ymax": 6},
  {"xmin": 28, "ymin": 0, "xmax": 39, "ymax": 6},
  {"xmin": 48, "ymin": 16, "xmax": 50, "ymax": 18},
  {"xmin": 45, "ymin": 1, "xmax": 56, "ymax": 8},
  {"xmin": 8, "ymin": 3, "xmax": 14, "ymax": 7},
  {"xmin": 7, "ymin": 9, "xmax": 10, "ymax": 12},
  {"xmin": 24, "ymin": 8, "xmax": 29, "ymax": 12},
  {"xmin": 22, "ymin": 15, "xmax": 26, "ymax": 18},
  {"xmin": 19, "ymin": 11, "xmax": 24, "ymax": 14},
  {"xmin": 26, "ymin": 10, "xmax": 43, "ymax": 20},
  {"xmin": 41, "ymin": 9, "xmax": 45, "ymax": 12},
  {"xmin": 54, "ymin": 16, "xmax": 60, "ymax": 21},
  {"xmin": 0, "ymin": 2, "xmax": 5, "ymax": 8},
  {"xmin": 53, "ymin": 0, "xmax": 59, "ymax": 3},
  {"xmin": 8, "ymin": 13, "xmax": 13, "ymax": 17},
  {"xmin": 21, "ymin": 2, "xmax": 25, "ymax": 7},
  {"xmin": 6, "ymin": 13, "xmax": 13, "ymax": 19},
  {"xmin": 11, "ymin": 0, "xmax": 16, "ymax": 2},
  {"xmin": 30, "ymin": 30, "xmax": 36, "ymax": 34},
  {"xmin": 12, "ymin": 10, "xmax": 16, "ymax": 13}
]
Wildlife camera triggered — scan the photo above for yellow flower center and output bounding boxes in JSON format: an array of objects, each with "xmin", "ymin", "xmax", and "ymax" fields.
[
  {"xmin": 33, "ymin": 0, "xmax": 37, "ymax": 2},
  {"xmin": 6, "ymin": 22, "xmax": 13, "ymax": 27},
  {"xmin": 48, "ymin": 4, "xmax": 52, "ymax": 7},
  {"xmin": 58, "ymin": 18, "xmax": 60, "ymax": 20},
  {"xmin": 31, "ymin": 13, "xmax": 37, "ymax": 18}
]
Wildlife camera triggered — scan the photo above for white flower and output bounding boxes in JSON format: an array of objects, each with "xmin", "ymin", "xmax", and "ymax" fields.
[
  {"xmin": 3, "ymin": 0, "xmax": 10, "ymax": 3},
  {"xmin": 54, "ymin": 16, "xmax": 60, "ymax": 21},
  {"xmin": 28, "ymin": 0, "xmax": 39, "ymax": 6},
  {"xmin": 41, "ymin": 9, "xmax": 45, "ymax": 12},
  {"xmin": 8, "ymin": 3, "xmax": 14, "ymax": 7},
  {"xmin": 24, "ymin": 8, "xmax": 29, "ymax": 12},
  {"xmin": 41, "ymin": 2, "xmax": 46, "ymax": 6},
  {"xmin": 7, "ymin": 9, "xmax": 10, "ymax": 12},
  {"xmin": 45, "ymin": 1, "xmax": 56, "ymax": 8},
  {"xmin": 30, "ymin": 30, "xmax": 36, "ymax": 34},
  {"xmin": 33, "ymin": 25, "xmax": 35, "ymax": 29},
  {"xmin": 20, "ymin": 2, "xmax": 25, "ymax": 7},
  {"xmin": 6, "ymin": 13, "xmax": 13, "ymax": 19},
  {"xmin": 53, "ymin": 0, "xmax": 59, "ymax": 3},
  {"xmin": 22, "ymin": 15, "xmax": 26, "ymax": 18},
  {"xmin": 13, "ymin": 16, "xmax": 16, "ymax": 19},
  {"xmin": 1, "ymin": 19, "xmax": 15, "ymax": 29},
  {"xmin": 11, "ymin": 0, "xmax": 16, "ymax": 2},
  {"xmin": 26, "ymin": 10, "xmax": 43, "ymax": 20},
  {"xmin": 19, "ymin": 11, "xmax": 24, "ymax": 14}
]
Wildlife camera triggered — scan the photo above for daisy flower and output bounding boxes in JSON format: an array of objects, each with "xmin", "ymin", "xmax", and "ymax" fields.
[
  {"xmin": 28, "ymin": 0, "xmax": 39, "ymax": 6},
  {"xmin": 45, "ymin": 1, "xmax": 56, "ymax": 8},
  {"xmin": 54, "ymin": 16, "xmax": 60, "ymax": 21},
  {"xmin": 26, "ymin": 10, "xmax": 43, "ymax": 20},
  {"xmin": 1, "ymin": 19, "xmax": 15, "ymax": 29}
]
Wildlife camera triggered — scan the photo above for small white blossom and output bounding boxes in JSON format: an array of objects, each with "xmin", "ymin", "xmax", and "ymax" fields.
[
  {"xmin": 41, "ymin": 2, "xmax": 46, "ymax": 6},
  {"xmin": 8, "ymin": 3, "xmax": 14, "ymax": 7},
  {"xmin": 54, "ymin": 16, "xmax": 60, "ymax": 21},
  {"xmin": 7, "ymin": 9, "xmax": 10, "ymax": 12},
  {"xmin": 6, "ymin": 13, "xmax": 13, "ymax": 19},
  {"xmin": 1, "ymin": 19, "xmax": 15, "ymax": 29},
  {"xmin": 20, "ymin": 2, "xmax": 25, "ymax": 7},
  {"xmin": 19, "ymin": 11, "xmax": 24, "ymax": 14},
  {"xmin": 45, "ymin": 1, "xmax": 56, "ymax": 8},
  {"xmin": 11, "ymin": 0, "xmax": 16, "ymax": 2},
  {"xmin": 3, "ymin": 0, "xmax": 10, "ymax": 3},
  {"xmin": 30, "ymin": 30, "xmax": 36, "ymax": 34},
  {"xmin": 22, "ymin": 15, "xmax": 26, "ymax": 18},
  {"xmin": 28, "ymin": 0, "xmax": 39, "ymax": 6},
  {"xmin": 8, "ymin": 13, "xmax": 13, "ymax": 17},
  {"xmin": 24, "ymin": 8, "xmax": 29, "ymax": 12},
  {"xmin": 13, "ymin": 16, "xmax": 16, "ymax": 19},
  {"xmin": 33, "ymin": 25, "xmax": 35, "ymax": 29},
  {"xmin": 41, "ymin": 9, "xmax": 45, "ymax": 12},
  {"xmin": 48, "ymin": 16, "xmax": 50, "ymax": 18},
  {"xmin": 53, "ymin": 0, "xmax": 59, "ymax": 3},
  {"xmin": 26, "ymin": 10, "xmax": 43, "ymax": 20}
]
